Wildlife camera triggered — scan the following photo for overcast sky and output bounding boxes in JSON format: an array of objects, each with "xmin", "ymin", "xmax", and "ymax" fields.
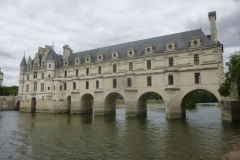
[{"xmin": 0, "ymin": 0, "xmax": 239, "ymax": 86}]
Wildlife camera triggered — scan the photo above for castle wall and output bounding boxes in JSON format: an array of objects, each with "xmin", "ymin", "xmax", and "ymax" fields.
[{"xmin": 0, "ymin": 96, "xmax": 19, "ymax": 111}]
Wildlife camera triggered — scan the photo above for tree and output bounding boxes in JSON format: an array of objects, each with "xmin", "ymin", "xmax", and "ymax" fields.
[
  {"xmin": 218, "ymin": 51, "xmax": 240, "ymax": 97},
  {"xmin": 0, "ymin": 86, "xmax": 18, "ymax": 96}
]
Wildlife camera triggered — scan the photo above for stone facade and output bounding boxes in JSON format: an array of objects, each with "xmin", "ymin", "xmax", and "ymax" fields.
[
  {"xmin": 18, "ymin": 11, "xmax": 224, "ymax": 118},
  {"xmin": 0, "ymin": 96, "xmax": 20, "ymax": 111}
]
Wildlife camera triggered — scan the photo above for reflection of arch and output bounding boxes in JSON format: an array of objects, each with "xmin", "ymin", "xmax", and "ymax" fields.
[
  {"xmin": 80, "ymin": 94, "xmax": 94, "ymax": 113},
  {"xmin": 181, "ymin": 89, "xmax": 219, "ymax": 110},
  {"xmin": 67, "ymin": 96, "xmax": 71, "ymax": 114},
  {"xmin": 104, "ymin": 92, "xmax": 125, "ymax": 115},
  {"xmin": 31, "ymin": 97, "xmax": 36, "ymax": 113},
  {"xmin": 137, "ymin": 92, "xmax": 164, "ymax": 116},
  {"xmin": 168, "ymin": 75, "xmax": 173, "ymax": 85},
  {"xmin": 16, "ymin": 101, "xmax": 20, "ymax": 111}
]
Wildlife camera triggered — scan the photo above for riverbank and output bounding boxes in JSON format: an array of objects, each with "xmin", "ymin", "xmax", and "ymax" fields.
[{"xmin": 222, "ymin": 144, "xmax": 240, "ymax": 160}]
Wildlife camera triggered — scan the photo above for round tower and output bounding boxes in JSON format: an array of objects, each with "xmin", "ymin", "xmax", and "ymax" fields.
[{"xmin": 19, "ymin": 55, "xmax": 27, "ymax": 95}]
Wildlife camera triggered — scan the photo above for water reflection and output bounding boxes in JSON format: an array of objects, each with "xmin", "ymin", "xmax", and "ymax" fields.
[{"xmin": 0, "ymin": 104, "xmax": 240, "ymax": 160}]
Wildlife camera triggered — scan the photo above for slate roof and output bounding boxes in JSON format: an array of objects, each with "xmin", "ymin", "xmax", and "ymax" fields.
[
  {"xmin": 47, "ymin": 48, "xmax": 59, "ymax": 60},
  {"xmin": 68, "ymin": 29, "xmax": 219, "ymax": 65},
  {"xmin": 20, "ymin": 56, "xmax": 27, "ymax": 66}
]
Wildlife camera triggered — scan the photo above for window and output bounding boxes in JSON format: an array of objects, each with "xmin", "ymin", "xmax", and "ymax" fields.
[
  {"xmin": 147, "ymin": 60, "xmax": 151, "ymax": 70},
  {"xmin": 34, "ymin": 82, "xmax": 37, "ymax": 91},
  {"xmin": 34, "ymin": 63, "xmax": 38, "ymax": 69},
  {"xmin": 113, "ymin": 79, "xmax": 117, "ymax": 88},
  {"xmin": 27, "ymin": 75, "xmax": 29, "ymax": 80},
  {"xmin": 48, "ymin": 87, "xmax": 50, "ymax": 90},
  {"xmin": 42, "ymin": 62, "xmax": 45, "ymax": 67},
  {"xmin": 127, "ymin": 78, "xmax": 131, "ymax": 87},
  {"xmin": 26, "ymin": 85, "xmax": 29, "ymax": 92},
  {"xmin": 73, "ymin": 82, "xmax": 76, "ymax": 90},
  {"xmin": 54, "ymin": 86, "xmax": 55, "ymax": 90},
  {"xmin": 129, "ymin": 62, "xmax": 133, "ymax": 71},
  {"xmin": 147, "ymin": 76, "xmax": 151, "ymax": 86},
  {"xmin": 64, "ymin": 71, "xmax": 67, "ymax": 78},
  {"xmin": 96, "ymin": 80, "xmax": 99, "ymax": 89},
  {"xmin": 169, "ymin": 57, "xmax": 174, "ymax": 66},
  {"xmin": 64, "ymin": 83, "xmax": 67, "ymax": 90},
  {"xmin": 48, "ymin": 74, "xmax": 50, "ymax": 78},
  {"xmin": 86, "ymin": 81, "xmax": 89, "ymax": 89},
  {"xmin": 76, "ymin": 69, "xmax": 78, "ymax": 76},
  {"xmin": 33, "ymin": 72, "xmax": 37, "ymax": 79},
  {"xmin": 113, "ymin": 64, "xmax": 116, "ymax": 73},
  {"xmin": 168, "ymin": 75, "xmax": 173, "ymax": 85},
  {"xmin": 195, "ymin": 73, "xmax": 201, "ymax": 84},
  {"xmin": 41, "ymin": 83, "xmax": 44, "ymax": 91},
  {"xmin": 98, "ymin": 66, "xmax": 101, "ymax": 74},
  {"xmin": 49, "ymin": 64, "xmax": 51, "ymax": 68},
  {"xmin": 41, "ymin": 73, "xmax": 44, "ymax": 79},
  {"xmin": 60, "ymin": 85, "xmax": 62, "ymax": 90},
  {"xmin": 86, "ymin": 68, "xmax": 89, "ymax": 75},
  {"xmin": 194, "ymin": 54, "xmax": 199, "ymax": 65},
  {"xmin": 27, "ymin": 64, "xmax": 31, "ymax": 70}
]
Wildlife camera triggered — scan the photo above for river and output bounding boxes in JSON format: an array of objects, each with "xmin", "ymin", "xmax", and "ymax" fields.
[{"xmin": 0, "ymin": 103, "xmax": 240, "ymax": 160}]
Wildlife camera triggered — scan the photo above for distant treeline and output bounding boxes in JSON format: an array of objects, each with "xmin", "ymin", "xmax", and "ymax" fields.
[{"xmin": 0, "ymin": 86, "xmax": 18, "ymax": 96}]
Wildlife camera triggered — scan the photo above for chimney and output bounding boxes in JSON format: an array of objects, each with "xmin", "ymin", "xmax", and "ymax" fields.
[
  {"xmin": 208, "ymin": 11, "xmax": 217, "ymax": 43},
  {"xmin": 63, "ymin": 45, "xmax": 72, "ymax": 59}
]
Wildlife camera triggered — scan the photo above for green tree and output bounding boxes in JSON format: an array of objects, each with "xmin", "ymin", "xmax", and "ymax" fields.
[
  {"xmin": 218, "ymin": 51, "xmax": 240, "ymax": 97},
  {"xmin": 0, "ymin": 86, "xmax": 18, "ymax": 96}
]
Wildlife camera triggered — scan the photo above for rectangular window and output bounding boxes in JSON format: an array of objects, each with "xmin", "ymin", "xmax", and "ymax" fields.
[
  {"xmin": 26, "ymin": 85, "xmax": 29, "ymax": 92},
  {"xmin": 27, "ymin": 75, "xmax": 29, "ymax": 80},
  {"xmin": 129, "ymin": 62, "xmax": 133, "ymax": 71},
  {"xmin": 34, "ymin": 82, "xmax": 37, "ymax": 91},
  {"xmin": 113, "ymin": 79, "xmax": 117, "ymax": 88},
  {"xmin": 86, "ymin": 68, "xmax": 89, "ymax": 75},
  {"xmin": 195, "ymin": 73, "xmax": 201, "ymax": 84},
  {"xmin": 113, "ymin": 64, "xmax": 116, "ymax": 73},
  {"xmin": 42, "ymin": 62, "xmax": 45, "ymax": 68},
  {"xmin": 34, "ymin": 63, "xmax": 38, "ymax": 69},
  {"xmin": 49, "ymin": 64, "xmax": 51, "ymax": 68},
  {"xmin": 86, "ymin": 81, "xmax": 89, "ymax": 89},
  {"xmin": 147, "ymin": 60, "xmax": 151, "ymax": 70},
  {"xmin": 48, "ymin": 74, "xmax": 50, "ymax": 78},
  {"xmin": 64, "ymin": 83, "xmax": 67, "ymax": 90},
  {"xmin": 60, "ymin": 85, "xmax": 62, "ymax": 90},
  {"xmin": 169, "ymin": 57, "xmax": 174, "ymax": 66},
  {"xmin": 41, "ymin": 73, "xmax": 44, "ymax": 79},
  {"xmin": 147, "ymin": 76, "xmax": 152, "ymax": 86},
  {"xmin": 64, "ymin": 71, "xmax": 67, "ymax": 78},
  {"xmin": 194, "ymin": 54, "xmax": 199, "ymax": 65},
  {"xmin": 98, "ymin": 66, "xmax": 101, "ymax": 74},
  {"xmin": 54, "ymin": 86, "xmax": 55, "ymax": 90},
  {"xmin": 48, "ymin": 87, "xmax": 50, "ymax": 90},
  {"xmin": 76, "ymin": 69, "xmax": 78, "ymax": 76},
  {"xmin": 33, "ymin": 72, "xmax": 37, "ymax": 79},
  {"xmin": 41, "ymin": 83, "xmax": 44, "ymax": 91},
  {"xmin": 73, "ymin": 82, "xmax": 76, "ymax": 90}
]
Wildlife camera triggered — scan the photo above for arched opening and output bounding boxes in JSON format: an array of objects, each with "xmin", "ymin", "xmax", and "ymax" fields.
[
  {"xmin": 16, "ymin": 101, "xmax": 20, "ymax": 111},
  {"xmin": 181, "ymin": 89, "xmax": 219, "ymax": 118},
  {"xmin": 67, "ymin": 96, "xmax": 71, "ymax": 114},
  {"xmin": 104, "ymin": 92, "xmax": 125, "ymax": 115},
  {"xmin": 31, "ymin": 97, "xmax": 36, "ymax": 113},
  {"xmin": 80, "ymin": 94, "xmax": 94, "ymax": 114},
  {"xmin": 137, "ymin": 92, "xmax": 164, "ymax": 116}
]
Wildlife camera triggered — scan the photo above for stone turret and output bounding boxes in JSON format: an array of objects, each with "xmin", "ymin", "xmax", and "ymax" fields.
[
  {"xmin": 19, "ymin": 54, "xmax": 27, "ymax": 95},
  {"xmin": 0, "ymin": 68, "xmax": 3, "ymax": 86},
  {"xmin": 208, "ymin": 11, "xmax": 218, "ymax": 43}
]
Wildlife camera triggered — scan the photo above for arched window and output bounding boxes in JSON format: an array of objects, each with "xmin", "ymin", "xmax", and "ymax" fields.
[
  {"xmin": 168, "ymin": 75, "xmax": 173, "ymax": 85},
  {"xmin": 96, "ymin": 80, "xmax": 99, "ymax": 89},
  {"xmin": 73, "ymin": 82, "xmax": 76, "ymax": 90},
  {"xmin": 127, "ymin": 78, "xmax": 131, "ymax": 87}
]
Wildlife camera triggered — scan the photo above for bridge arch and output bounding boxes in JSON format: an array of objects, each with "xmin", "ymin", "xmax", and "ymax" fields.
[
  {"xmin": 80, "ymin": 93, "xmax": 94, "ymax": 114},
  {"xmin": 104, "ymin": 92, "xmax": 125, "ymax": 115},
  {"xmin": 180, "ymin": 88, "xmax": 219, "ymax": 112},
  {"xmin": 136, "ymin": 91, "xmax": 164, "ymax": 116},
  {"xmin": 31, "ymin": 97, "xmax": 36, "ymax": 113}
]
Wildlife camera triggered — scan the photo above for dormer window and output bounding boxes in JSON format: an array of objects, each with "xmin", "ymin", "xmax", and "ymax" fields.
[
  {"xmin": 111, "ymin": 50, "xmax": 119, "ymax": 59},
  {"xmin": 75, "ymin": 57, "xmax": 80, "ymax": 65},
  {"xmin": 190, "ymin": 36, "xmax": 201, "ymax": 47},
  {"xmin": 144, "ymin": 44, "xmax": 153, "ymax": 54},
  {"xmin": 85, "ymin": 55, "xmax": 91, "ymax": 63},
  {"xmin": 97, "ymin": 53, "xmax": 104, "ymax": 61},
  {"xmin": 166, "ymin": 41, "xmax": 176, "ymax": 51},
  {"xmin": 127, "ymin": 48, "xmax": 135, "ymax": 57}
]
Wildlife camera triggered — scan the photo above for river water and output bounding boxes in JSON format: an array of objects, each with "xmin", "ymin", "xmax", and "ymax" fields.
[{"xmin": 0, "ymin": 103, "xmax": 240, "ymax": 160}]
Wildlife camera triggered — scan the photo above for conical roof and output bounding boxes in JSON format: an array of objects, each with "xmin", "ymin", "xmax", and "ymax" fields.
[
  {"xmin": 47, "ymin": 48, "xmax": 58, "ymax": 60},
  {"xmin": 20, "ymin": 56, "xmax": 27, "ymax": 66}
]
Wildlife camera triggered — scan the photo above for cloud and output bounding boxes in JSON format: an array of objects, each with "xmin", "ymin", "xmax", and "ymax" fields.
[{"xmin": 0, "ymin": 0, "xmax": 239, "ymax": 86}]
